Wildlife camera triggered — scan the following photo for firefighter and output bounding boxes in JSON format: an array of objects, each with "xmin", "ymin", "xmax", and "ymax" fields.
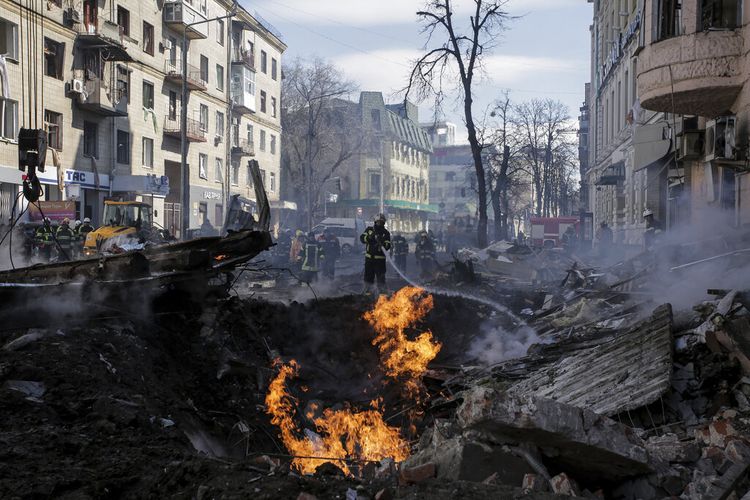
[
  {"xmin": 643, "ymin": 208, "xmax": 662, "ymax": 251},
  {"xmin": 596, "ymin": 221, "xmax": 614, "ymax": 257},
  {"xmin": 55, "ymin": 218, "xmax": 75, "ymax": 261},
  {"xmin": 319, "ymin": 229, "xmax": 340, "ymax": 280},
  {"xmin": 34, "ymin": 217, "xmax": 54, "ymax": 262},
  {"xmin": 289, "ymin": 229, "xmax": 305, "ymax": 270},
  {"xmin": 561, "ymin": 225, "xmax": 578, "ymax": 254},
  {"xmin": 299, "ymin": 231, "xmax": 323, "ymax": 283},
  {"xmin": 390, "ymin": 232, "xmax": 409, "ymax": 272},
  {"xmin": 78, "ymin": 217, "xmax": 94, "ymax": 241},
  {"xmin": 276, "ymin": 228, "xmax": 293, "ymax": 265},
  {"xmin": 360, "ymin": 213, "xmax": 391, "ymax": 294},
  {"xmin": 415, "ymin": 230, "xmax": 437, "ymax": 279}
]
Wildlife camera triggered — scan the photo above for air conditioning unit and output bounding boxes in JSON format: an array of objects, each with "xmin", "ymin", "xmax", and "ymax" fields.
[
  {"xmin": 160, "ymin": 39, "xmax": 173, "ymax": 52},
  {"xmin": 70, "ymin": 78, "xmax": 85, "ymax": 94},
  {"xmin": 705, "ymin": 115, "xmax": 737, "ymax": 161},
  {"xmin": 677, "ymin": 131, "xmax": 703, "ymax": 161}
]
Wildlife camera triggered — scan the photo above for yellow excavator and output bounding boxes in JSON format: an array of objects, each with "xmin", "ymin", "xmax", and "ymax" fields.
[{"xmin": 82, "ymin": 200, "xmax": 154, "ymax": 256}]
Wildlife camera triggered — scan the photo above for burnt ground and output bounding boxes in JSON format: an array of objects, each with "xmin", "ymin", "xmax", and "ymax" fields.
[{"xmin": 0, "ymin": 292, "xmax": 542, "ymax": 499}]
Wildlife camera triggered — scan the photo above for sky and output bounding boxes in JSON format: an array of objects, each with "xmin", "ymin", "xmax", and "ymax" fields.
[{"xmin": 247, "ymin": 0, "xmax": 593, "ymax": 142}]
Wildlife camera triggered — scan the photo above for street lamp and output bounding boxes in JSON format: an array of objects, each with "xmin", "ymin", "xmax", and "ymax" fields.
[{"xmin": 180, "ymin": 2, "xmax": 237, "ymax": 240}]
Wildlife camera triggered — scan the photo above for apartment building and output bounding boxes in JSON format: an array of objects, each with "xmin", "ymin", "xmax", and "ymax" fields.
[
  {"xmin": 0, "ymin": 0, "xmax": 284, "ymax": 236},
  {"xmin": 331, "ymin": 92, "xmax": 435, "ymax": 233},
  {"xmin": 635, "ymin": 0, "xmax": 748, "ymax": 230},
  {"xmin": 587, "ymin": 0, "xmax": 670, "ymax": 246}
]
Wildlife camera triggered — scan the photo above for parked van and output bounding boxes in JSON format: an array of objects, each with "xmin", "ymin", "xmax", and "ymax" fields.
[{"xmin": 311, "ymin": 218, "xmax": 366, "ymax": 255}]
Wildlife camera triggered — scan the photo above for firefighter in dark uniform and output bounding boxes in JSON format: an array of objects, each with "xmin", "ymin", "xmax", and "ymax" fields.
[
  {"xmin": 415, "ymin": 230, "xmax": 437, "ymax": 279},
  {"xmin": 360, "ymin": 213, "xmax": 391, "ymax": 294},
  {"xmin": 55, "ymin": 217, "xmax": 75, "ymax": 262},
  {"xmin": 300, "ymin": 231, "xmax": 323, "ymax": 283},
  {"xmin": 319, "ymin": 229, "xmax": 340, "ymax": 280},
  {"xmin": 34, "ymin": 217, "xmax": 54, "ymax": 262},
  {"xmin": 390, "ymin": 232, "xmax": 409, "ymax": 272}
]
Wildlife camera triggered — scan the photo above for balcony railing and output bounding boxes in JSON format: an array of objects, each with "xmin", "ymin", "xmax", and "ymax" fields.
[
  {"xmin": 164, "ymin": 115, "xmax": 207, "ymax": 142},
  {"xmin": 75, "ymin": 19, "xmax": 131, "ymax": 61},
  {"xmin": 164, "ymin": 61, "xmax": 208, "ymax": 91},
  {"xmin": 73, "ymin": 71, "xmax": 128, "ymax": 117},
  {"xmin": 231, "ymin": 138, "xmax": 255, "ymax": 157},
  {"xmin": 231, "ymin": 47, "xmax": 255, "ymax": 70}
]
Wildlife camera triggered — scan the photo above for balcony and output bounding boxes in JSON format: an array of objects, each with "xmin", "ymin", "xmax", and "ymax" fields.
[
  {"xmin": 231, "ymin": 47, "xmax": 255, "ymax": 71},
  {"xmin": 231, "ymin": 65, "xmax": 256, "ymax": 114},
  {"xmin": 595, "ymin": 161, "xmax": 625, "ymax": 186},
  {"xmin": 75, "ymin": 75, "xmax": 128, "ymax": 117},
  {"xmin": 637, "ymin": 30, "xmax": 743, "ymax": 117},
  {"xmin": 163, "ymin": 0, "xmax": 208, "ymax": 40},
  {"xmin": 76, "ymin": 20, "xmax": 131, "ymax": 61},
  {"xmin": 164, "ymin": 116, "xmax": 207, "ymax": 142},
  {"xmin": 231, "ymin": 138, "xmax": 255, "ymax": 157},
  {"xmin": 164, "ymin": 61, "xmax": 208, "ymax": 91}
]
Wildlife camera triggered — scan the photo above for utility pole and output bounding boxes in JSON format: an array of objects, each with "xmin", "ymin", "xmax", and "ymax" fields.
[{"xmin": 180, "ymin": 4, "xmax": 237, "ymax": 240}]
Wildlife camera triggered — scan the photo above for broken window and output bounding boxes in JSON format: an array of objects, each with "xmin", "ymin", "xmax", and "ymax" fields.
[
  {"xmin": 116, "ymin": 129, "xmax": 129, "ymax": 163},
  {"xmin": 169, "ymin": 91, "xmax": 177, "ymax": 121},
  {"xmin": 199, "ymin": 104, "xmax": 208, "ymax": 132},
  {"xmin": 117, "ymin": 6, "xmax": 130, "ymax": 37},
  {"xmin": 701, "ymin": 0, "xmax": 741, "ymax": 30},
  {"xmin": 0, "ymin": 18, "xmax": 19, "ymax": 60},
  {"xmin": 271, "ymin": 97, "xmax": 277, "ymax": 118},
  {"xmin": 655, "ymin": 0, "xmax": 681, "ymax": 40},
  {"xmin": 83, "ymin": 121, "xmax": 97, "ymax": 158},
  {"xmin": 199, "ymin": 153, "xmax": 208, "ymax": 179},
  {"xmin": 200, "ymin": 55, "xmax": 209, "ymax": 84},
  {"xmin": 215, "ymin": 157, "xmax": 223, "ymax": 182},
  {"xmin": 44, "ymin": 38, "xmax": 64, "ymax": 80},
  {"xmin": 142, "ymin": 21, "xmax": 154, "ymax": 55},
  {"xmin": 44, "ymin": 110, "xmax": 62, "ymax": 150},
  {"xmin": 369, "ymin": 172, "xmax": 381, "ymax": 195},
  {"xmin": 142, "ymin": 80, "xmax": 154, "ymax": 109},
  {"xmin": 0, "ymin": 98, "xmax": 17, "ymax": 140},
  {"xmin": 260, "ymin": 90, "xmax": 267, "ymax": 113},
  {"xmin": 216, "ymin": 111, "xmax": 224, "ymax": 139},
  {"xmin": 116, "ymin": 65, "xmax": 130, "ymax": 104}
]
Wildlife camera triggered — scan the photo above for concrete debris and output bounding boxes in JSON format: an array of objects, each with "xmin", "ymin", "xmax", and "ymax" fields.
[
  {"xmin": 550, "ymin": 472, "xmax": 580, "ymax": 496},
  {"xmin": 3, "ymin": 380, "xmax": 46, "ymax": 401},
  {"xmin": 456, "ymin": 389, "xmax": 651, "ymax": 480},
  {"xmin": 398, "ymin": 462, "xmax": 436, "ymax": 485},
  {"xmin": 522, "ymin": 473, "xmax": 549, "ymax": 492}
]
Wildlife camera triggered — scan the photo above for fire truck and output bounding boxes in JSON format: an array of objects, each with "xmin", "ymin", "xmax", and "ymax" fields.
[{"xmin": 529, "ymin": 214, "xmax": 593, "ymax": 249}]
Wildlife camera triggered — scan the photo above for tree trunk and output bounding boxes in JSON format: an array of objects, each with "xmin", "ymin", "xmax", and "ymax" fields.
[{"xmin": 464, "ymin": 86, "xmax": 488, "ymax": 248}]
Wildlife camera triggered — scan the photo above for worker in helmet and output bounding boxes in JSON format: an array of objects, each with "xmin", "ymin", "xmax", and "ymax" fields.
[
  {"xmin": 289, "ymin": 229, "xmax": 305, "ymax": 270},
  {"xmin": 390, "ymin": 232, "xmax": 409, "ymax": 272},
  {"xmin": 359, "ymin": 213, "xmax": 391, "ymax": 294},
  {"xmin": 642, "ymin": 208, "xmax": 662, "ymax": 251},
  {"xmin": 415, "ymin": 230, "xmax": 437, "ymax": 279},
  {"xmin": 299, "ymin": 231, "xmax": 324, "ymax": 283},
  {"xmin": 55, "ymin": 217, "xmax": 74, "ymax": 261},
  {"xmin": 79, "ymin": 217, "xmax": 94, "ymax": 241},
  {"xmin": 34, "ymin": 217, "xmax": 54, "ymax": 262}
]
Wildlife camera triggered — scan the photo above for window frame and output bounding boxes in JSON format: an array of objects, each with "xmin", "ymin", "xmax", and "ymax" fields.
[
  {"xmin": 117, "ymin": 6, "xmax": 130, "ymax": 37},
  {"xmin": 142, "ymin": 137, "xmax": 154, "ymax": 168},
  {"xmin": 83, "ymin": 121, "xmax": 98, "ymax": 158},
  {"xmin": 271, "ymin": 58, "xmax": 277, "ymax": 80},
  {"xmin": 0, "ymin": 98, "xmax": 17, "ymax": 141},
  {"xmin": 231, "ymin": 161, "xmax": 239, "ymax": 185},
  {"xmin": 0, "ymin": 18, "xmax": 19, "ymax": 61},
  {"xmin": 260, "ymin": 90, "xmax": 267, "ymax": 113},
  {"xmin": 199, "ymin": 104, "xmax": 209, "ymax": 132},
  {"xmin": 199, "ymin": 153, "xmax": 208, "ymax": 180},
  {"xmin": 259, "ymin": 129, "xmax": 266, "ymax": 151},
  {"xmin": 216, "ymin": 63, "xmax": 224, "ymax": 91},
  {"xmin": 142, "ymin": 21, "xmax": 154, "ymax": 56},
  {"xmin": 43, "ymin": 37, "xmax": 64, "ymax": 80},
  {"xmin": 142, "ymin": 80, "xmax": 154, "ymax": 109},
  {"xmin": 270, "ymin": 134, "xmax": 276, "ymax": 155},
  {"xmin": 200, "ymin": 55, "xmax": 209, "ymax": 84},
  {"xmin": 271, "ymin": 97, "xmax": 277, "ymax": 118},
  {"xmin": 217, "ymin": 18, "xmax": 224, "ymax": 45},
  {"xmin": 116, "ymin": 129, "xmax": 130, "ymax": 164},
  {"xmin": 215, "ymin": 111, "xmax": 224, "ymax": 139},
  {"xmin": 44, "ymin": 110, "xmax": 63, "ymax": 151},
  {"xmin": 260, "ymin": 50, "xmax": 267, "ymax": 73},
  {"xmin": 215, "ymin": 157, "xmax": 223, "ymax": 183}
]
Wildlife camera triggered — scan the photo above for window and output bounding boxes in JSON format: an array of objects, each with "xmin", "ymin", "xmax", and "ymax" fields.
[
  {"xmin": 270, "ymin": 134, "xmax": 276, "ymax": 154},
  {"xmin": 271, "ymin": 58, "xmax": 277, "ymax": 80},
  {"xmin": 142, "ymin": 22, "xmax": 154, "ymax": 55},
  {"xmin": 116, "ymin": 65, "xmax": 130, "ymax": 103},
  {"xmin": 198, "ymin": 202, "xmax": 207, "ymax": 225},
  {"xmin": 216, "ymin": 111, "xmax": 224, "ymax": 138},
  {"xmin": 217, "ymin": 19, "xmax": 224, "ymax": 45},
  {"xmin": 142, "ymin": 137, "xmax": 153, "ymax": 168},
  {"xmin": 117, "ymin": 6, "xmax": 130, "ymax": 37},
  {"xmin": 83, "ymin": 121, "xmax": 97, "ymax": 158},
  {"xmin": 44, "ymin": 110, "xmax": 62, "ymax": 150},
  {"xmin": 168, "ymin": 91, "xmax": 177, "ymax": 120},
  {"xmin": 0, "ymin": 19, "xmax": 19, "ymax": 60},
  {"xmin": 142, "ymin": 81, "xmax": 154, "ymax": 109},
  {"xmin": 369, "ymin": 172, "xmax": 381, "ymax": 195},
  {"xmin": 371, "ymin": 109, "xmax": 381, "ymax": 130},
  {"xmin": 199, "ymin": 104, "xmax": 208, "ymax": 132},
  {"xmin": 246, "ymin": 164, "xmax": 253, "ymax": 186},
  {"xmin": 260, "ymin": 90, "xmax": 267, "ymax": 113},
  {"xmin": 44, "ymin": 38, "xmax": 64, "ymax": 80},
  {"xmin": 259, "ymin": 129, "xmax": 266, "ymax": 151},
  {"xmin": 656, "ymin": 0, "xmax": 681, "ymax": 40},
  {"xmin": 260, "ymin": 169, "xmax": 267, "ymax": 186},
  {"xmin": 271, "ymin": 97, "xmax": 277, "ymax": 117},
  {"xmin": 215, "ymin": 157, "xmax": 223, "ymax": 182},
  {"xmin": 232, "ymin": 162, "xmax": 239, "ymax": 185},
  {"xmin": 260, "ymin": 50, "xmax": 267, "ymax": 73},
  {"xmin": 200, "ymin": 55, "xmax": 209, "ymax": 84},
  {"xmin": 215, "ymin": 204, "xmax": 223, "ymax": 226},
  {"xmin": 216, "ymin": 64, "xmax": 224, "ymax": 91},
  {"xmin": 701, "ymin": 0, "xmax": 741, "ymax": 30},
  {"xmin": 269, "ymin": 172, "xmax": 276, "ymax": 192},
  {"xmin": 116, "ymin": 129, "xmax": 129, "ymax": 163},
  {"xmin": 246, "ymin": 123, "xmax": 253, "ymax": 144},
  {"xmin": 168, "ymin": 36, "xmax": 177, "ymax": 66},
  {"xmin": 199, "ymin": 153, "xmax": 208, "ymax": 179},
  {"xmin": 0, "ymin": 98, "xmax": 17, "ymax": 140}
]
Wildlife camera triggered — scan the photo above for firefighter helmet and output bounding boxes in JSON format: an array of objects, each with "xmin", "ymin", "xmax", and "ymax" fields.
[
  {"xmin": 375, "ymin": 213, "xmax": 386, "ymax": 223},
  {"xmin": 642, "ymin": 208, "xmax": 654, "ymax": 218}
]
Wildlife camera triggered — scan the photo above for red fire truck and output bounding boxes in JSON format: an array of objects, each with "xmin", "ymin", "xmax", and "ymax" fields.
[{"xmin": 529, "ymin": 216, "xmax": 581, "ymax": 249}]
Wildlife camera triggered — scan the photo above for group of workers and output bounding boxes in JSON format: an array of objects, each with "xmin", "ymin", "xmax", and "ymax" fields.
[
  {"xmin": 562, "ymin": 208, "xmax": 663, "ymax": 257},
  {"xmin": 34, "ymin": 217, "xmax": 94, "ymax": 262},
  {"xmin": 281, "ymin": 227, "xmax": 342, "ymax": 284}
]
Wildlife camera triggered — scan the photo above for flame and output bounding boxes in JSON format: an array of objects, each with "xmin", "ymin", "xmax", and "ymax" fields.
[
  {"xmin": 363, "ymin": 287, "xmax": 442, "ymax": 398},
  {"xmin": 265, "ymin": 359, "xmax": 409, "ymax": 476}
]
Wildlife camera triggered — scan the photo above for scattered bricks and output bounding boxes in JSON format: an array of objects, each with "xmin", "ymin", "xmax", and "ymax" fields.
[
  {"xmin": 297, "ymin": 493, "xmax": 317, "ymax": 500},
  {"xmin": 701, "ymin": 446, "xmax": 732, "ymax": 475},
  {"xmin": 374, "ymin": 488, "xmax": 393, "ymax": 500},
  {"xmin": 522, "ymin": 473, "xmax": 549, "ymax": 492},
  {"xmin": 725, "ymin": 440, "xmax": 750, "ymax": 464},
  {"xmin": 399, "ymin": 462, "xmax": 436, "ymax": 485},
  {"xmin": 708, "ymin": 419, "xmax": 740, "ymax": 448},
  {"xmin": 550, "ymin": 473, "xmax": 580, "ymax": 496}
]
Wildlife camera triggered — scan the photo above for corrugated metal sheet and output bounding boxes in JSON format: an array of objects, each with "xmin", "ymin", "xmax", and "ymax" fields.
[{"xmin": 509, "ymin": 304, "xmax": 673, "ymax": 416}]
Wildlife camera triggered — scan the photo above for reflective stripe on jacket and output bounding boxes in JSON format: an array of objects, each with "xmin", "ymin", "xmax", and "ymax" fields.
[{"xmin": 360, "ymin": 226, "xmax": 391, "ymax": 259}]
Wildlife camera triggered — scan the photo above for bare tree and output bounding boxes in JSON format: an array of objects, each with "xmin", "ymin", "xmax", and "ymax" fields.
[
  {"xmin": 406, "ymin": 0, "xmax": 513, "ymax": 248},
  {"xmin": 281, "ymin": 57, "xmax": 361, "ymax": 229}
]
